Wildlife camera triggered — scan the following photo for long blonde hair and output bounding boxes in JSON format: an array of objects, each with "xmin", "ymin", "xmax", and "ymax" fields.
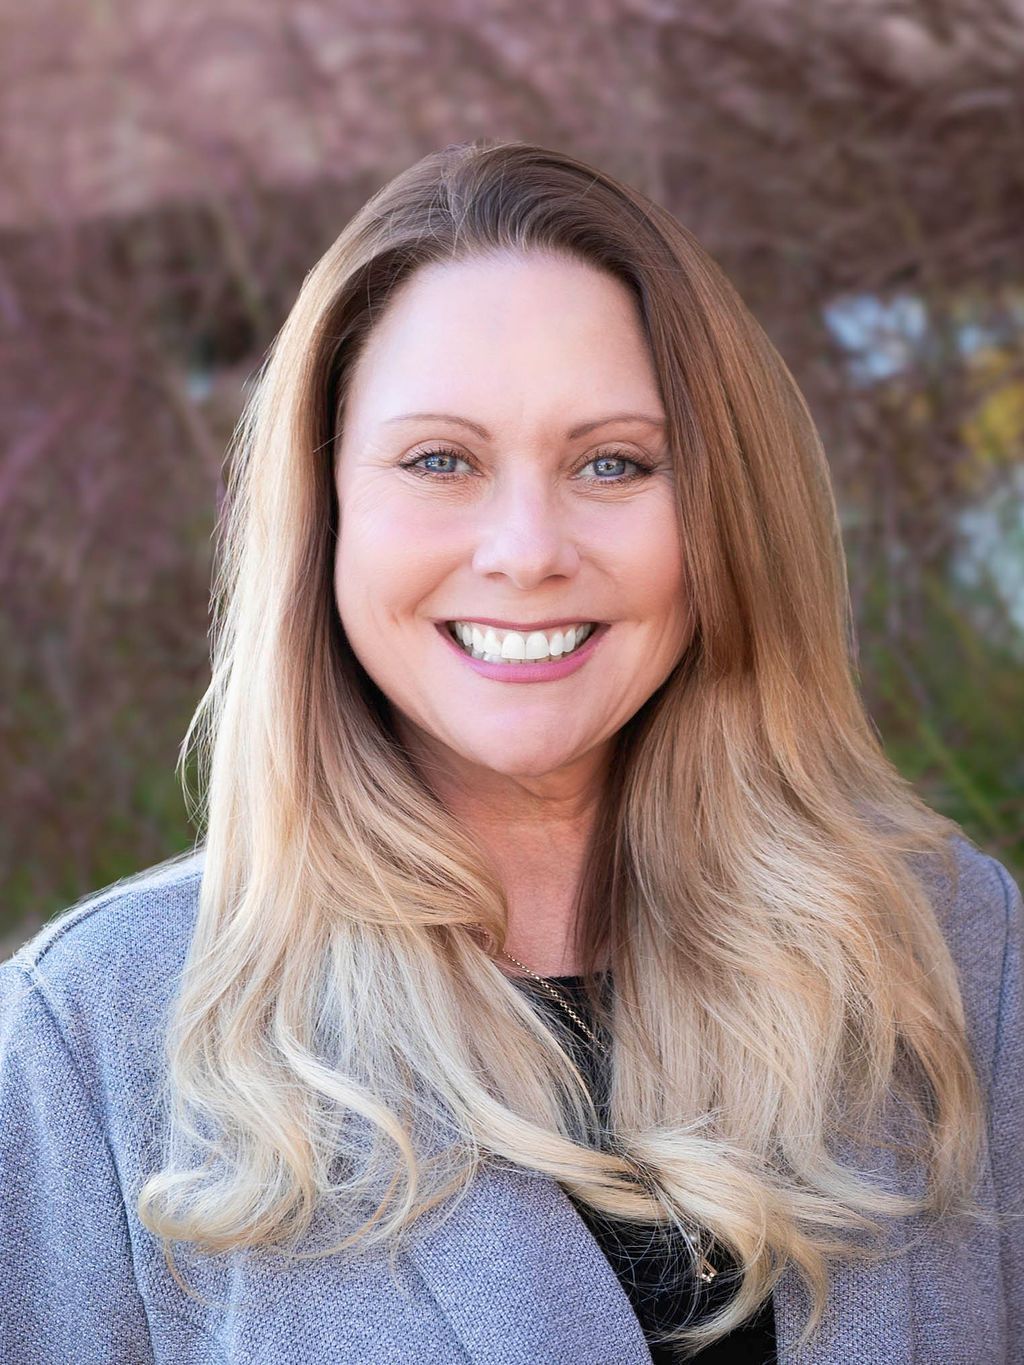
[{"xmin": 137, "ymin": 139, "xmax": 993, "ymax": 1355}]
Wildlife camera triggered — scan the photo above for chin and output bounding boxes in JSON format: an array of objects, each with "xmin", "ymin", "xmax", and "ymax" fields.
[{"xmin": 460, "ymin": 741, "xmax": 582, "ymax": 779}]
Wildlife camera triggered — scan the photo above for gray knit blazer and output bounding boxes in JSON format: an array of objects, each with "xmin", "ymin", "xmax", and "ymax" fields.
[{"xmin": 1, "ymin": 834, "xmax": 1021, "ymax": 1363}]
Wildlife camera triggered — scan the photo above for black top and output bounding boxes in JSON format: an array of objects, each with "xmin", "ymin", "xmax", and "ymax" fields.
[{"xmin": 512, "ymin": 972, "xmax": 777, "ymax": 1364}]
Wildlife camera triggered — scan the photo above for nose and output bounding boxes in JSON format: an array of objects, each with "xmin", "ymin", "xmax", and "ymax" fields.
[{"xmin": 470, "ymin": 473, "xmax": 580, "ymax": 588}]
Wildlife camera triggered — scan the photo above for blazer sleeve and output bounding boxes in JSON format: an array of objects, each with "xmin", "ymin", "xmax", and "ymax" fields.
[
  {"xmin": 991, "ymin": 859, "xmax": 1024, "ymax": 1346},
  {"xmin": 0, "ymin": 958, "xmax": 155, "ymax": 1364}
]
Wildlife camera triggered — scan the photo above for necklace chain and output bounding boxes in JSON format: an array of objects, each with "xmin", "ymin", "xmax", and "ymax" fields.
[
  {"xmin": 499, "ymin": 949, "xmax": 606, "ymax": 1049},
  {"xmin": 498, "ymin": 948, "xmax": 718, "ymax": 1285}
]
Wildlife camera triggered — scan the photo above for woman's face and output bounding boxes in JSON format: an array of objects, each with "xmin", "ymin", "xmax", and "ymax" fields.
[{"xmin": 334, "ymin": 250, "xmax": 692, "ymax": 790}]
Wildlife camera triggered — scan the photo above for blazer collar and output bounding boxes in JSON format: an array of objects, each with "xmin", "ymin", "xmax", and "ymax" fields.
[
  {"xmin": 407, "ymin": 1132, "xmax": 914, "ymax": 1364},
  {"xmin": 407, "ymin": 1160, "xmax": 653, "ymax": 1364}
]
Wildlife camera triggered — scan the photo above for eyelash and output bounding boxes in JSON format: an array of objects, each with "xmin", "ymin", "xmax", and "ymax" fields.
[{"xmin": 398, "ymin": 444, "xmax": 657, "ymax": 485}]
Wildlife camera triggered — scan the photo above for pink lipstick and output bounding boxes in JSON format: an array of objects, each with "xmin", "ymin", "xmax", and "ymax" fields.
[{"xmin": 434, "ymin": 622, "xmax": 610, "ymax": 683}]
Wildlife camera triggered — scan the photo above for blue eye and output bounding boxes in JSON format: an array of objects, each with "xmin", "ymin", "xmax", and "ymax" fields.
[
  {"xmin": 399, "ymin": 446, "xmax": 471, "ymax": 479},
  {"xmin": 584, "ymin": 454, "xmax": 645, "ymax": 481},
  {"xmin": 399, "ymin": 445, "xmax": 656, "ymax": 485}
]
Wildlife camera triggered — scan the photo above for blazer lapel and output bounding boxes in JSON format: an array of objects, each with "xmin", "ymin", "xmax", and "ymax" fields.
[
  {"xmin": 407, "ymin": 1125, "xmax": 916, "ymax": 1365},
  {"xmin": 406, "ymin": 1160, "xmax": 653, "ymax": 1364}
]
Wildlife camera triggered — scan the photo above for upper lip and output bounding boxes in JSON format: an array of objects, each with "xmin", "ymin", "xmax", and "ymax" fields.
[{"xmin": 438, "ymin": 617, "xmax": 605, "ymax": 631}]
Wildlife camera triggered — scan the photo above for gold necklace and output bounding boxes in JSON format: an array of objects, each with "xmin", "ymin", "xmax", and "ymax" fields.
[
  {"xmin": 498, "ymin": 948, "xmax": 718, "ymax": 1285},
  {"xmin": 499, "ymin": 949, "xmax": 606, "ymax": 1049}
]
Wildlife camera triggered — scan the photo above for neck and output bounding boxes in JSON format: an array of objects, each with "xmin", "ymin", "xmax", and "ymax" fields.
[{"xmin": 395, "ymin": 716, "xmax": 613, "ymax": 977}]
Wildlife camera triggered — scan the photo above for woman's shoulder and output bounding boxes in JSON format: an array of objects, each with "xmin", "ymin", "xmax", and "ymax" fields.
[
  {"xmin": 912, "ymin": 830, "xmax": 1019, "ymax": 941},
  {"xmin": 0, "ymin": 847, "xmax": 206, "ymax": 1099},
  {"xmin": 4, "ymin": 845, "xmax": 204, "ymax": 991},
  {"xmin": 17, "ymin": 845, "xmax": 204, "ymax": 951},
  {"xmin": 909, "ymin": 832, "xmax": 1020, "ymax": 979},
  {"xmin": 907, "ymin": 831, "xmax": 1022, "ymax": 1096}
]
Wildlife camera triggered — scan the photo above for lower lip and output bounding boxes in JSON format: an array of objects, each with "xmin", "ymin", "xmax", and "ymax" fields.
[{"xmin": 434, "ymin": 623, "xmax": 610, "ymax": 683}]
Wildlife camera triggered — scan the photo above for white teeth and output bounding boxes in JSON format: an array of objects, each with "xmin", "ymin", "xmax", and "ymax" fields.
[
  {"xmin": 447, "ymin": 621, "xmax": 596, "ymax": 663},
  {"xmin": 524, "ymin": 631, "xmax": 549, "ymax": 661}
]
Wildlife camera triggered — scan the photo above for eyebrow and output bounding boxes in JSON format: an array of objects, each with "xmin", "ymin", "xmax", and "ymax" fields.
[{"xmin": 381, "ymin": 411, "xmax": 666, "ymax": 440}]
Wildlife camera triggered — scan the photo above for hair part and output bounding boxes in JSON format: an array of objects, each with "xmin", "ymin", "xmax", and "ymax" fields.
[{"xmin": 137, "ymin": 138, "xmax": 993, "ymax": 1356}]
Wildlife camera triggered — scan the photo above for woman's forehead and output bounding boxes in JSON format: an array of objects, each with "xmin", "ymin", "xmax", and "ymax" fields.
[{"xmin": 339, "ymin": 256, "xmax": 662, "ymax": 441}]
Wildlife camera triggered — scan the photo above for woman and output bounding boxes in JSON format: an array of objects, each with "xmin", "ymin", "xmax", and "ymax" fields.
[{"xmin": 1, "ymin": 139, "xmax": 1020, "ymax": 1364}]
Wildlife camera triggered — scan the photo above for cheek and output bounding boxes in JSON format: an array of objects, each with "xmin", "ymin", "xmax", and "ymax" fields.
[
  {"xmin": 611, "ymin": 497, "xmax": 686, "ymax": 612},
  {"xmin": 651, "ymin": 535, "xmax": 687, "ymax": 612},
  {"xmin": 625, "ymin": 509, "xmax": 692, "ymax": 669},
  {"xmin": 334, "ymin": 487, "xmax": 458, "ymax": 627}
]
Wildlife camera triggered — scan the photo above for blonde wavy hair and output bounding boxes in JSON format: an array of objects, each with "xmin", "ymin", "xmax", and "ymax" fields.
[{"xmin": 138, "ymin": 139, "xmax": 993, "ymax": 1356}]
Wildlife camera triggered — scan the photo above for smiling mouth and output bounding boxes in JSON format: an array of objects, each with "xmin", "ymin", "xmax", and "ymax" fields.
[{"xmin": 443, "ymin": 621, "xmax": 603, "ymax": 664}]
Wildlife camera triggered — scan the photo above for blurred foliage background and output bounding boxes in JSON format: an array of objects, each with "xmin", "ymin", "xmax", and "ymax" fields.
[{"xmin": 2, "ymin": 0, "xmax": 1022, "ymax": 953}]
